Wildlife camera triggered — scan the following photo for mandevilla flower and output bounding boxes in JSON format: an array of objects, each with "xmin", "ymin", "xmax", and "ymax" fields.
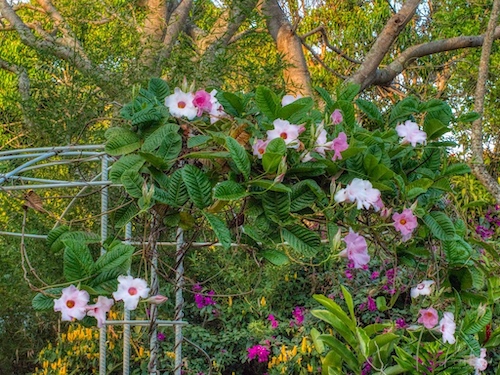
[
  {"xmin": 331, "ymin": 109, "xmax": 343, "ymax": 124},
  {"xmin": 208, "ymin": 89, "xmax": 226, "ymax": 124},
  {"xmin": 439, "ymin": 312, "xmax": 456, "ymax": 344},
  {"xmin": 334, "ymin": 178, "xmax": 381, "ymax": 210},
  {"xmin": 247, "ymin": 344, "xmax": 270, "ymax": 362},
  {"xmin": 331, "ymin": 132, "xmax": 348, "ymax": 161},
  {"xmin": 410, "ymin": 280, "xmax": 435, "ymax": 298},
  {"xmin": 467, "ymin": 348, "xmax": 488, "ymax": 373},
  {"xmin": 54, "ymin": 285, "xmax": 90, "ymax": 322},
  {"xmin": 339, "ymin": 228, "xmax": 370, "ymax": 269},
  {"xmin": 144, "ymin": 294, "xmax": 168, "ymax": 305},
  {"xmin": 86, "ymin": 296, "xmax": 114, "ymax": 328},
  {"xmin": 165, "ymin": 88, "xmax": 197, "ymax": 120},
  {"xmin": 393, "ymin": 208, "xmax": 418, "ymax": 241},
  {"xmin": 396, "ymin": 120, "xmax": 427, "ymax": 147},
  {"xmin": 281, "ymin": 93, "xmax": 302, "ymax": 106},
  {"xmin": 252, "ymin": 139, "xmax": 269, "ymax": 159},
  {"xmin": 113, "ymin": 275, "xmax": 150, "ymax": 310},
  {"xmin": 193, "ymin": 90, "xmax": 213, "ymax": 116},
  {"xmin": 417, "ymin": 307, "xmax": 438, "ymax": 329},
  {"xmin": 267, "ymin": 119, "xmax": 305, "ymax": 148}
]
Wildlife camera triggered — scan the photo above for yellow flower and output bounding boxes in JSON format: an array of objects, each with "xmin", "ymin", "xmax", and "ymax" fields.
[
  {"xmin": 260, "ymin": 297, "xmax": 266, "ymax": 307},
  {"xmin": 307, "ymin": 363, "xmax": 314, "ymax": 372},
  {"xmin": 301, "ymin": 337, "xmax": 308, "ymax": 353},
  {"xmin": 228, "ymin": 296, "xmax": 233, "ymax": 307}
]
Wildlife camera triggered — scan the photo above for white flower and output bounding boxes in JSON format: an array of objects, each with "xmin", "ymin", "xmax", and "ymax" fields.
[
  {"xmin": 54, "ymin": 285, "xmax": 90, "ymax": 321},
  {"xmin": 334, "ymin": 178, "xmax": 381, "ymax": 210},
  {"xmin": 410, "ymin": 280, "xmax": 435, "ymax": 298},
  {"xmin": 113, "ymin": 275, "xmax": 150, "ymax": 310},
  {"xmin": 208, "ymin": 89, "xmax": 227, "ymax": 124},
  {"xmin": 86, "ymin": 296, "xmax": 114, "ymax": 328},
  {"xmin": 467, "ymin": 348, "xmax": 488, "ymax": 373},
  {"xmin": 439, "ymin": 312, "xmax": 456, "ymax": 344},
  {"xmin": 165, "ymin": 88, "xmax": 197, "ymax": 119},
  {"xmin": 267, "ymin": 119, "xmax": 305, "ymax": 148},
  {"xmin": 281, "ymin": 94, "xmax": 302, "ymax": 106},
  {"xmin": 396, "ymin": 120, "xmax": 427, "ymax": 147}
]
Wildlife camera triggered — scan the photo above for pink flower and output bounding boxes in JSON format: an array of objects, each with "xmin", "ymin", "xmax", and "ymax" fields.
[
  {"xmin": 339, "ymin": 229, "xmax": 370, "ymax": 269},
  {"xmin": 247, "ymin": 344, "xmax": 270, "ymax": 362},
  {"xmin": 417, "ymin": 307, "xmax": 438, "ymax": 329},
  {"xmin": 54, "ymin": 285, "xmax": 90, "ymax": 322},
  {"xmin": 112, "ymin": 275, "xmax": 150, "ymax": 310},
  {"xmin": 396, "ymin": 120, "xmax": 427, "ymax": 147},
  {"xmin": 281, "ymin": 94, "xmax": 302, "ymax": 106},
  {"xmin": 392, "ymin": 208, "xmax": 418, "ymax": 241},
  {"xmin": 367, "ymin": 296, "xmax": 377, "ymax": 311},
  {"xmin": 268, "ymin": 314, "xmax": 279, "ymax": 328},
  {"xmin": 331, "ymin": 109, "xmax": 343, "ymax": 125},
  {"xmin": 193, "ymin": 90, "xmax": 213, "ymax": 116},
  {"xmin": 291, "ymin": 306, "xmax": 305, "ymax": 326},
  {"xmin": 439, "ymin": 312, "xmax": 456, "ymax": 344},
  {"xmin": 144, "ymin": 295, "xmax": 168, "ymax": 305},
  {"xmin": 334, "ymin": 178, "xmax": 381, "ymax": 210},
  {"xmin": 331, "ymin": 132, "xmax": 349, "ymax": 161},
  {"xmin": 467, "ymin": 348, "xmax": 488, "ymax": 373},
  {"xmin": 86, "ymin": 296, "xmax": 114, "ymax": 328},
  {"xmin": 252, "ymin": 139, "xmax": 269, "ymax": 159},
  {"xmin": 410, "ymin": 280, "xmax": 435, "ymax": 298},
  {"xmin": 165, "ymin": 88, "xmax": 197, "ymax": 119},
  {"xmin": 208, "ymin": 90, "xmax": 226, "ymax": 124},
  {"xmin": 267, "ymin": 119, "xmax": 305, "ymax": 148}
]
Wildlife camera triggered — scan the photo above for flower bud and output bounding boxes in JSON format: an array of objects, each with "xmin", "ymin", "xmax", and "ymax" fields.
[{"xmin": 144, "ymin": 295, "xmax": 168, "ymax": 305}]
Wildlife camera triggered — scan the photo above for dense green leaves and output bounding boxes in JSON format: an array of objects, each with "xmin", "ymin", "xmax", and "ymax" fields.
[{"xmin": 181, "ymin": 165, "xmax": 213, "ymax": 209}]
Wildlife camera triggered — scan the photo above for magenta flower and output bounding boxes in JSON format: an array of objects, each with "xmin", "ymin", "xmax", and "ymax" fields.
[
  {"xmin": 331, "ymin": 132, "xmax": 349, "ymax": 161},
  {"xmin": 339, "ymin": 229, "xmax": 370, "ymax": 269},
  {"xmin": 157, "ymin": 332, "xmax": 166, "ymax": 342},
  {"xmin": 334, "ymin": 178, "xmax": 381, "ymax": 210},
  {"xmin": 247, "ymin": 344, "xmax": 270, "ymax": 362},
  {"xmin": 86, "ymin": 296, "xmax": 114, "ymax": 328},
  {"xmin": 252, "ymin": 139, "xmax": 269, "ymax": 159},
  {"xmin": 194, "ymin": 289, "xmax": 217, "ymax": 309},
  {"xmin": 331, "ymin": 109, "xmax": 343, "ymax": 125},
  {"xmin": 291, "ymin": 306, "xmax": 305, "ymax": 326},
  {"xmin": 396, "ymin": 120, "xmax": 427, "ymax": 147},
  {"xmin": 367, "ymin": 296, "xmax": 377, "ymax": 311},
  {"xmin": 54, "ymin": 285, "xmax": 90, "ymax": 322},
  {"xmin": 439, "ymin": 312, "xmax": 456, "ymax": 344},
  {"xmin": 165, "ymin": 88, "xmax": 197, "ymax": 120},
  {"xmin": 113, "ymin": 275, "xmax": 150, "ymax": 310},
  {"xmin": 417, "ymin": 307, "xmax": 439, "ymax": 329},
  {"xmin": 392, "ymin": 208, "xmax": 418, "ymax": 241},
  {"xmin": 193, "ymin": 90, "xmax": 213, "ymax": 116},
  {"xmin": 267, "ymin": 119, "xmax": 305, "ymax": 148},
  {"xmin": 267, "ymin": 314, "xmax": 279, "ymax": 328}
]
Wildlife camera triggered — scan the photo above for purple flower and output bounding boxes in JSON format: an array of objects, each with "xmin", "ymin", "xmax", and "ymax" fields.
[
  {"xmin": 367, "ymin": 296, "xmax": 377, "ymax": 311},
  {"xmin": 247, "ymin": 345, "xmax": 270, "ymax": 363},
  {"xmin": 331, "ymin": 109, "xmax": 343, "ymax": 125},
  {"xmin": 476, "ymin": 225, "xmax": 494, "ymax": 239},
  {"xmin": 396, "ymin": 318, "xmax": 407, "ymax": 329},
  {"xmin": 268, "ymin": 314, "xmax": 279, "ymax": 329},
  {"xmin": 290, "ymin": 306, "xmax": 305, "ymax": 326},
  {"xmin": 157, "ymin": 332, "xmax": 166, "ymax": 341},
  {"xmin": 371, "ymin": 271, "xmax": 379, "ymax": 280}
]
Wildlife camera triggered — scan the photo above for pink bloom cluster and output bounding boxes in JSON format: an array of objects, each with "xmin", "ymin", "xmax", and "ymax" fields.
[
  {"xmin": 467, "ymin": 348, "xmax": 488, "ymax": 373},
  {"xmin": 267, "ymin": 314, "xmax": 279, "ymax": 328},
  {"xmin": 53, "ymin": 275, "xmax": 162, "ymax": 328},
  {"xmin": 392, "ymin": 208, "xmax": 418, "ymax": 241},
  {"xmin": 396, "ymin": 120, "xmax": 427, "ymax": 147},
  {"xmin": 417, "ymin": 308, "xmax": 456, "ymax": 343},
  {"xmin": 165, "ymin": 88, "xmax": 226, "ymax": 123},
  {"xmin": 339, "ymin": 228, "xmax": 370, "ymax": 269},
  {"xmin": 290, "ymin": 306, "xmax": 305, "ymax": 326},
  {"xmin": 335, "ymin": 178, "xmax": 382, "ymax": 211},
  {"xmin": 247, "ymin": 344, "xmax": 270, "ymax": 362}
]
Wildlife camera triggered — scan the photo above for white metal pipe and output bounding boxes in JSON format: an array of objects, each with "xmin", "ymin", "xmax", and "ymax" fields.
[
  {"xmin": 0, "ymin": 181, "xmax": 114, "ymax": 191},
  {"xmin": 99, "ymin": 155, "xmax": 109, "ymax": 375},
  {"xmin": 0, "ymin": 145, "xmax": 104, "ymax": 156}
]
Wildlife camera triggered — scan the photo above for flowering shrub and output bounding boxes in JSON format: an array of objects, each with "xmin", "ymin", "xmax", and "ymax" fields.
[{"xmin": 30, "ymin": 78, "xmax": 500, "ymax": 374}]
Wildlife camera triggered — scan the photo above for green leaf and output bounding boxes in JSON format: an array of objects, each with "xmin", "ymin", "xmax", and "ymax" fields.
[
  {"xmin": 457, "ymin": 111, "xmax": 480, "ymax": 123},
  {"xmin": 213, "ymin": 180, "xmax": 248, "ymax": 200},
  {"xmin": 181, "ymin": 165, "xmax": 213, "ymax": 209},
  {"xmin": 187, "ymin": 135, "xmax": 212, "ymax": 148},
  {"xmin": 63, "ymin": 240, "xmax": 94, "ymax": 282},
  {"xmin": 32, "ymin": 288, "xmax": 63, "ymax": 310},
  {"xmin": 341, "ymin": 285, "xmax": 355, "ymax": 323},
  {"xmin": 121, "ymin": 170, "xmax": 144, "ymax": 198},
  {"xmin": 310, "ymin": 309, "xmax": 357, "ymax": 347},
  {"xmin": 166, "ymin": 169, "xmax": 188, "ymax": 207},
  {"xmin": 389, "ymin": 97, "xmax": 419, "ymax": 126},
  {"xmin": 114, "ymin": 202, "xmax": 139, "ymax": 228},
  {"xmin": 141, "ymin": 124, "xmax": 180, "ymax": 152},
  {"xmin": 203, "ymin": 212, "xmax": 232, "ymax": 250},
  {"xmin": 47, "ymin": 226, "xmax": 70, "ymax": 249},
  {"xmin": 50, "ymin": 231, "xmax": 101, "ymax": 253},
  {"xmin": 315, "ymin": 86, "xmax": 334, "ymax": 109},
  {"xmin": 312, "ymin": 294, "xmax": 356, "ymax": 331},
  {"xmin": 88, "ymin": 269, "xmax": 122, "ymax": 293},
  {"xmin": 93, "ymin": 244, "xmax": 134, "ymax": 274},
  {"xmin": 109, "ymin": 154, "xmax": 145, "ymax": 184},
  {"xmin": 255, "ymin": 86, "xmax": 279, "ymax": 120},
  {"xmin": 226, "ymin": 136, "xmax": 250, "ymax": 179},
  {"xmin": 317, "ymin": 335, "xmax": 359, "ymax": 371},
  {"xmin": 105, "ymin": 129, "xmax": 141, "ymax": 156},
  {"xmin": 423, "ymin": 211, "xmax": 457, "ymax": 240},
  {"xmin": 356, "ymin": 98, "xmax": 383, "ymax": 124},
  {"xmin": 463, "ymin": 308, "xmax": 492, "ymax": 335},
  {"xmin": 424, "ymin": 118, "xmax": 449, "ymax": 140},
  {"xmin": 148, "ymin": 78, "xmax": 169, "ymax": 101},
  {"xmin": 368, "ymin": 333, "xmax": 399, "ymax": 357},
  {"xmin": 262, "ymin": 191, "xmax": 291, "ymax": 224},
  {"xmin": 278, "ymin": 97, "xmax": 314, "ymax": 120},
  {"xmin": 248, "ymin": 180, "xmax": 291, "ymax": 193},
  {"xmin": 337, "ymin": 83, "xmax": 360, "ymax": 102},
  {"xmin": 222, "ymin": 92, "xmax": 244, "ymax": 115},
  {"xmin": 183, "ymin": 151, "xmax": 231, "ymax": 159},
  {"xmin": 262, "ymin": 137, "xmax": 287, "ymax": 174},
  {"xmin": 282, "ymin": 225, "xmax": 320, "ymax": 257},
  {"xmin": 443, "ymin": 163, "xmax": 471, "ymax": 177},
  {"xmin": 260, "ymin": 249, "xmax": 289, "ymax": 265}
]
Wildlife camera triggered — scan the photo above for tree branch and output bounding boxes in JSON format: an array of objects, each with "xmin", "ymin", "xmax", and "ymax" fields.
[
  {"xmin": 348, "ymin": 0, "xmax": 420, "ymax": 90},
  {"xmin": 470, "ymin": 0, "xmax": 500, "ymax": 202}
]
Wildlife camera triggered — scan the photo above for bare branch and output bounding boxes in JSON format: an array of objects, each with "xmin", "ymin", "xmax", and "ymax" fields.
[
  {"xmin": 372, "ymin": 27, "xmax": 500, "ymax": 86},
  {"xmin": 470, "ymin": 0, "xmax": 500, "ymax": 202},
  {"xmin": 300, "ymin": 26, "xmax": 361, "ymax": 65},
  {"xmin": 300, "ymin": 40, "xmax": 347, "ymax": 80},
  {"xmin": 348, "ymin": 0, "xmax": 420, "ymax": 90}
]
